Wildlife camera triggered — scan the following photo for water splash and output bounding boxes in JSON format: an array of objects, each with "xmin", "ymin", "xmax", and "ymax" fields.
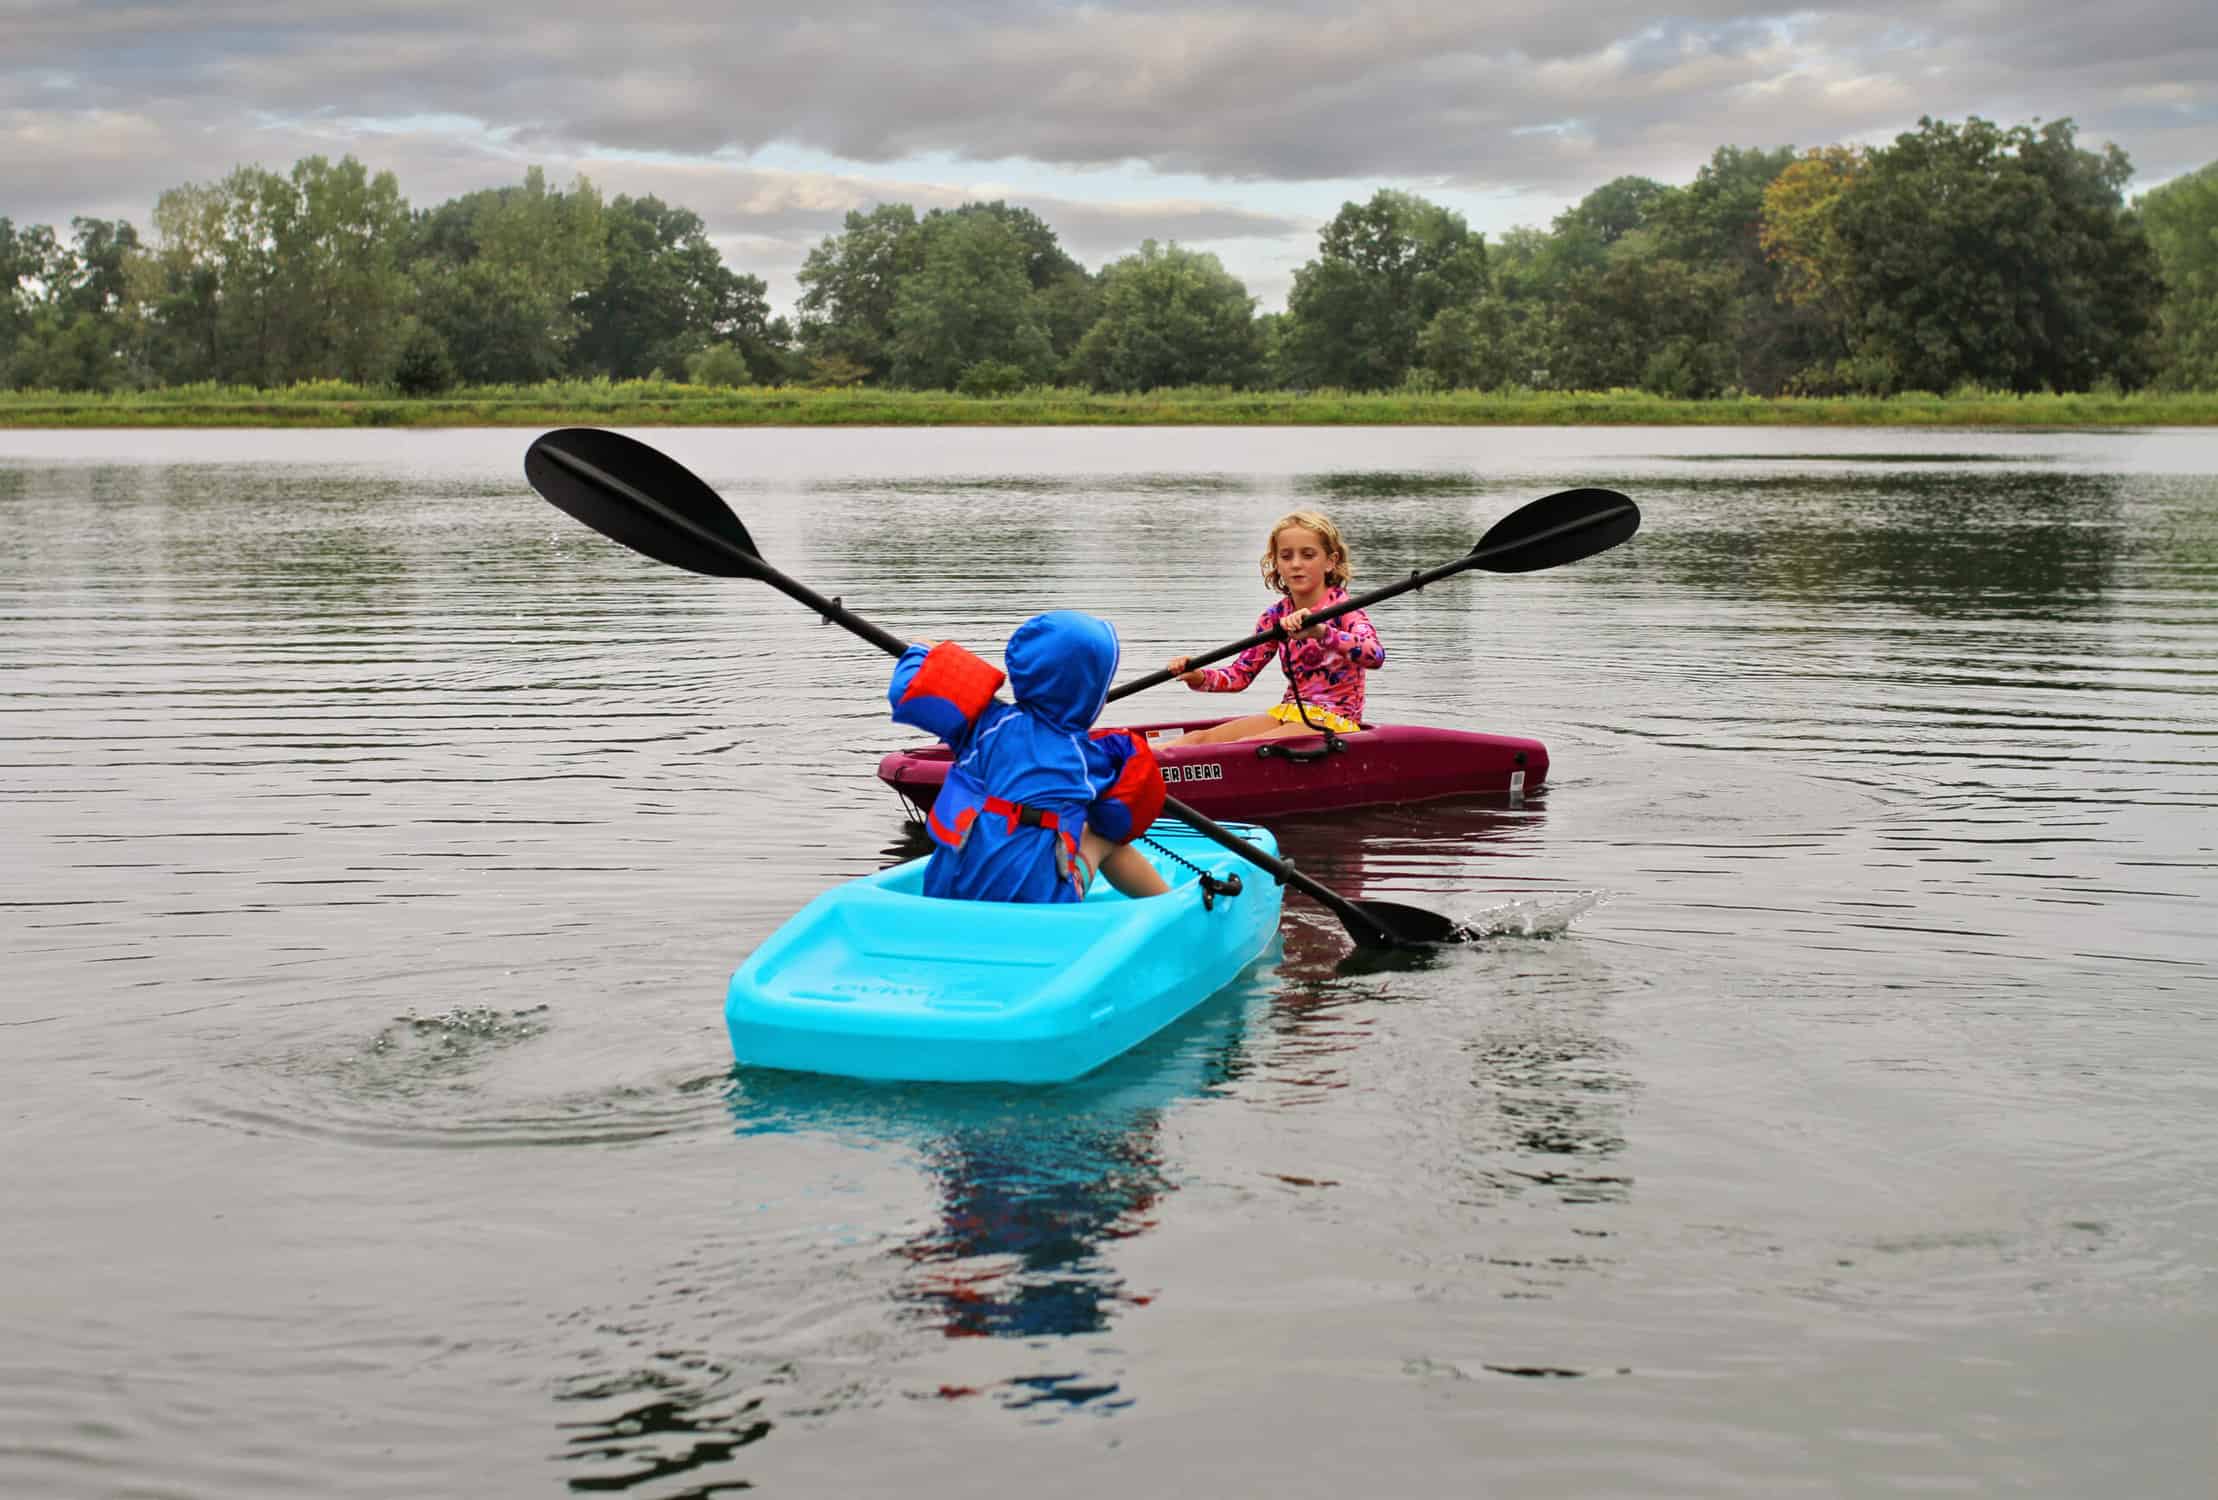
[
  {"xmin": 183, "ymin": 1009, "xmax": 734, "ymax": 1150},
  {"xmin": 1458, "ymin": 889, "xmax": 1607, "ymax": 941},
  {"xmin": 363, "ymin": 1003, "xmax": 552, "ymax": 1070}
]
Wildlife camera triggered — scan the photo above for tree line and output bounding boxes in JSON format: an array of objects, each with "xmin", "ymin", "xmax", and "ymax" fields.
[
  {"xmin": 5, "ymin": 115, "xmax": 2215, "ymax": 399},
  {"xmin": 0, "ymin": 162, "xmax": 785, "ymax": 396}
]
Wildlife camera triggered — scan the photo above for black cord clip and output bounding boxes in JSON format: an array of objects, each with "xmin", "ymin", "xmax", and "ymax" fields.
[{"xmin": 1142, "ymin": 836, "xmax": 1243, "ymax": 910}]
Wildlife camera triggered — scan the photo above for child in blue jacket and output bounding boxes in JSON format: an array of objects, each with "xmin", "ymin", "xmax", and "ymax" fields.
[{"xmin": 889, "ymin": 610, "xmax": 1169, "ymax": 903}]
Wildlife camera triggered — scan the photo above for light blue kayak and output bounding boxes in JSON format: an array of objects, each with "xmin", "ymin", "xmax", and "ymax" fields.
[{"xmin": 725, "ymin": 822, "xmax": 1285, "ymax": 1083}]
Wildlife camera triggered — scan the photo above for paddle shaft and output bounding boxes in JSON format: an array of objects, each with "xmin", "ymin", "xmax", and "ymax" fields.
[
  {"xmin": 1106, "ymin": 550, "xmax": 1484, "ymax": 702},
  {"xmin": 537, "ymin": 442, "xmax": 909, "ymax": 655}
]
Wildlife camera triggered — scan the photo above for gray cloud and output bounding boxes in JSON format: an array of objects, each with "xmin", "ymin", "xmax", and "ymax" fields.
[
  {"xmin": 5, "ymin": 1, "xmax": 2213, "ymax": 311},
  {"xmin": 573, "ymin": 158, "xmax": 1312, "ymax": 307}
]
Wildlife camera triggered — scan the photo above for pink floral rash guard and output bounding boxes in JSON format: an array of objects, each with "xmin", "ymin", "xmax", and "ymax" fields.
[{"xmin": 1187, "ymin": 588, "xmax": 1385, "ymax": 721}]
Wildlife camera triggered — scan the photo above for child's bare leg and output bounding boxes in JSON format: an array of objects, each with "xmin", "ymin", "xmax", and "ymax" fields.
[
  {"xmin": 1082, "ymin": 829, "xmax": 1169, "ymax": 898},
  {"xmin": 1166, "ymin": 712, "xmax": 1281, "ymax": 745}
]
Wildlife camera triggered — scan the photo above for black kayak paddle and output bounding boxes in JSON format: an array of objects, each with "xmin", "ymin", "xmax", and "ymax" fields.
[
  {"xmin": 1106, "ymin": 485, "xmax": 1639, "ymax": 702},
  {"xmin": 523, "ymin": 427, "xmax": 1466, "ymax": 949}
]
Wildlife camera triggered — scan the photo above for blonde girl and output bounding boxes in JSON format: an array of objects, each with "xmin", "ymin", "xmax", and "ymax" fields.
[{"xmin": 1165, "ymin": 510, "xmax": 1385, "ymax": 745}]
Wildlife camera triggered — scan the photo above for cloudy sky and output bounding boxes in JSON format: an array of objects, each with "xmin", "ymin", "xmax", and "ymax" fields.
[{"xmin": 5, "ymin": 2, "xmax": 2213, "ymax": 315}]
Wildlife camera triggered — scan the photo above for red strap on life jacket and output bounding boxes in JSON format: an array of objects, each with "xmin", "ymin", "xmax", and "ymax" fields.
[
  {"xmin": 930, "ymin": 797, "xmax": 1084, "ymax": 897},
  {"xmin": 983, "ymin": 795, "xmax": 1060, "ymax": 834},
  {"xmin": 985, "ymin": 796, "xmax": 1083, "ymax": 893}
]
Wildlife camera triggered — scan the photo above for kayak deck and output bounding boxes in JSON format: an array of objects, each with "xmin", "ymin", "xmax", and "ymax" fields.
[
  {"xmin": 878, "ymin": 715, "xmax": 1545, "ymax": 821},
  {"xmin": 725, "ymin": 821, "xmax": 1284, "ymax": 1083}
]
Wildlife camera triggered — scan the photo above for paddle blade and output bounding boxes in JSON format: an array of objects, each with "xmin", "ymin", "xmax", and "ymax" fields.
[
  {"xmin": 1472, "ymin": 487, "xmax": 1640, "ymax": 574},
  {"xmin": 524, "ymin": 427, "xmax": 765, "ymax": 579},
  {"xmin": 1349, "ymin": 898, "xmax": 1471, "ymax": 948}
]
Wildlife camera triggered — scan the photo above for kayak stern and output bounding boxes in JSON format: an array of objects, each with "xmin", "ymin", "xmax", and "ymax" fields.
[{"xmin": 725, "ymin": 823, "xmax": 1283, "ymax": 1083}]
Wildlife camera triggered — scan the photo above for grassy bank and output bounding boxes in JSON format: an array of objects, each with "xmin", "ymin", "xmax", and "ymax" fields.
[{"xmin": 6, "ymin": 379, "xmax": 2218, "ymax": 428}]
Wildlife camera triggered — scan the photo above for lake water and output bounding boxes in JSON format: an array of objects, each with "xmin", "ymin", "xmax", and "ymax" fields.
[{"xmin": 2, "ymin": 425, "xmax": 2213, "ymax": 1498}]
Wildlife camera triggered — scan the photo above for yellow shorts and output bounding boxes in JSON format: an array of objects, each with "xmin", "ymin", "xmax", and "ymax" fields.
[{"xmin": 1267, "ymin": 702, "xmax": 1361, "ymax": 734}]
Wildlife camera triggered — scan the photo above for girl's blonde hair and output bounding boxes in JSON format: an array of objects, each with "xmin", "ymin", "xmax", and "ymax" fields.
[{"xmin": 1260, "ymin": 509, "xmax": 1354, "ymax": 594}]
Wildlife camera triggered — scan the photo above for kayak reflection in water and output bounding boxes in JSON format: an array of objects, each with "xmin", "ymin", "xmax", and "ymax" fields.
[
  {"xmin": 899, "ymin": 1117, "xmax": 1169, "ymax": 1341},
  {"xmin": 1167, "ymin": 508, "xmax": 1384, "ymax": 746},
  {"xmin": 889, "ymin": 609, "xmax": 1169, "ymax": 903}
]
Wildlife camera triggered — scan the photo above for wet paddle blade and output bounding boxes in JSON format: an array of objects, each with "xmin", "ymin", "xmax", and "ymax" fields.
[
  {"xmin": 1349, "ymin": 898, "xmax": 1470, "ymax": 948},
  {"xmin": 525, "ymin": 427, "xmax": 765, "ymax": 579},
  {"xmin": 1472, "ymin": 487, "xmax": 1640, "ymax": 574}
]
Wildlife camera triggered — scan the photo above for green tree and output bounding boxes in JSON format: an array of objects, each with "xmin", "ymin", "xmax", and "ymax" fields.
[
  {"xmin": 1416, "ymin": 294, "xmax": 1553, "ymax": 390},
  {"xmin": 0, "ymin": 219, "xmax": 23, "ymax": 370},
  {"xmin": 287, "ymin": 156, "xmax": 412, "ymax": 382},
  {"xmin": 58, "ymin": 217, "xmax": 140, "ymax": 319},
  {"xmin": 1558, "ymin": 175, "xmax": 1670, "ymax": 247},
  {"xmin": 1549, "ymin": 251, "xmax": 1738, "ymax": 394},
  {"xmin": 2138, "ymin": 162, "xmax": 2218, "ymax": 388},
  {"xmin": 407, "ymin": 167, "xmax": 607, "ymax": 384},
  {"xmin": 136, "ymin": 156, "xmax": 409, "ymax": 385},
  {"xmin": 2, "ymin": 217, "xmax": 151, "ymax": 390},
  {"xmin": 955, "ymin": 358, "xmax": 1028, "ymax": 396},
  {"xmin": 572, "ymin": 195, "xmax": 781, "ymax": 379},
  {"xmin": 1034, "ymin": 267, "xmax": 1105, "ymax": 382},
  {"xmin": 173, "ymin": 165, "xmax": 291, "ymax": 384},
  {"xmin": 212, "ymin": 165, "xmax": 302, "ymax": 383},
  {"xmin": 1760, "ymin": 150, "xmax": 1864, "ymax": 328},
  {"xmin": 1485, "ymin": 224, "xmax": 1581, "ymax": 310},
  {"xmin": 5, "ymin": 314, "xmax": 119, "ymax": 390},
  {"xmin": 1280, "ymin": 190, "xmax": 1489, "ymax": 389},
  {"xmin": 940, "ymin": 201, "xmax": 1095, "ymax": 373},
  {"xmin": 804, "ymin": 352, "xmax": 870, "ymax": 387},
  {"xmin": 1071, "ymin": 240, "xmax": 1261, "ymax": 391},
  {"xmin": 3, "ymin": 221, "xmax": 61, "ymax": 375},
  {"xmin": 1492, "ymin": 178, "xmax": 1676, "ymax": 319},
  {"xmin": 1642, "ymin": 144, "xmax": 1829, "ymax": 395},
  {"xmin": 938, "ymin": 201, "xmax": 1082, "ymax": 290},
  {"xmin": 887, "ymin": 210, "xmax": 1052, "ymax": 389},
  {"xmin": 140, "ymin": 181, "xmax": 232, "ymax": 382},
  {"xmin": 1649, "ymin": 146, "xmax": 1796, "ymax": 274},
  {"xmin": 1757, "ymin": 146, "xmax": 1871, "ymax": 387},
  {"xmin": 683, "ymin": 342, "xmax": 754, "ymax": 387},
  {"xmin": 391, "ymin": 322, "xmax": 457, "ymax": 395},
  {"xmin": 1832, "ymin": 116, "xmax": 2163, "ymax": 392},
  {"xmin": 795, "ymin": 203, "xmax": 923, "ymax": 384},
  {"xmin": 1253, "ymin": 310, "xmax": 1287, "ymax": 387}
]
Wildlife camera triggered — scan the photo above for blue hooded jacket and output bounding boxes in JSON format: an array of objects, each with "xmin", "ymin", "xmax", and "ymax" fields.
[{"xmin": 888, "ymin": 611, "xmax": 1161, "ymax": 903}]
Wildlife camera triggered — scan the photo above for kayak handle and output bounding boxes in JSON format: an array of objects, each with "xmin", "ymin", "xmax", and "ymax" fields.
[{"xmin": 1255, "ymin": 733, "xmax": 1349, "ymax": 766}]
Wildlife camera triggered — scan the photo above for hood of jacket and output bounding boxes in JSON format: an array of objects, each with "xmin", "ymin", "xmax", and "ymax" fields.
[{"xmin": 1003, "ymin": 610, "xmax": 1118, "ymax": 734}]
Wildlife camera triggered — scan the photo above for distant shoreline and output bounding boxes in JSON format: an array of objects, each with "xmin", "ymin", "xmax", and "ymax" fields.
[{"xmin": 5, "ymin": 382, "xmax": 2215, "ymax": 429}]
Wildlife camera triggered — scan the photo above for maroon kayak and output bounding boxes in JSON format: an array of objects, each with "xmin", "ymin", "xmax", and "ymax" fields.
[{"xmin": 876, "ymin": 715, "xmax": 1547, "ymax": 822}]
